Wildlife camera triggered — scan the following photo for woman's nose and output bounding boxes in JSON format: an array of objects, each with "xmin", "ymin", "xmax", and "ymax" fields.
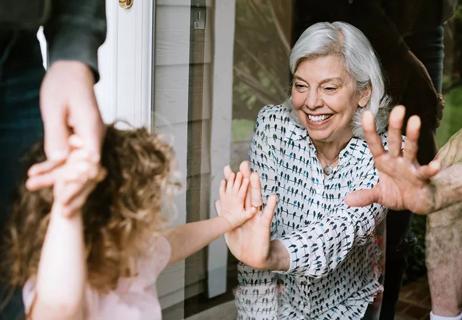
[{"xmin": 305, "ymin": 90, "xmax": 322, "ymax": 109}]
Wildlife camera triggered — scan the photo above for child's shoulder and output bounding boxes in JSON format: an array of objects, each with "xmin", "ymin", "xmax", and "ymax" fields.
[{"xmin": 139, "ymin": 234, "xmax": 171, "ymax": 279}]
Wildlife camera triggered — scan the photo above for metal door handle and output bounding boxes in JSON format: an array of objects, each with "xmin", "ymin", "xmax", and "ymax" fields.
[{"xmin": 119, "ymin": 0, "xmax": 133, "ymax": 9}]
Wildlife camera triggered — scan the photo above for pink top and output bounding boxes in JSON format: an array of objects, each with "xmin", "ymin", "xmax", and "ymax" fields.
[{"xmin": 23, "ymin": 236, "xmax": 171, "ymax": 320}]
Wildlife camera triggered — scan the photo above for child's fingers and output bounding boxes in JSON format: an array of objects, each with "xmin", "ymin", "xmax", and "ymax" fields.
[
  {"xmin": 219, "ymin": 179, "xmax": 226, "ymax": 199},
  {"xmin": 226, "ymin": 172, "xmax": 235, "ymax": 192},
  {"xmin": 59, "ymin": 181, "xmax": 88, "ymax": 206},
  {"xmin": 59, "ymin": 170, "xmax": 103, "ymax": 210},
  {"xmin": 224, "ymin": 165, "xmax": 234, "ymax": 180},
  {"xmin": 238, "ymin": 178, "xmax": 250, "ymax": 199},
  {"xmin": 233, "ymin": 172, "xmax": 243, "ymax": 192},
  {"xmin": 57, "ymin": 162, "xmax": 106, "ymax": 206},
  {"xmin": 60, "ymin": 185, "xmax": 95, "ymax": 217}
]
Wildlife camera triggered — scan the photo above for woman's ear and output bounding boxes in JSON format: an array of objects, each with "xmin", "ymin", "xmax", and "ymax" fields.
[{"xmin": 358, "ymin": 86, "xmax": 372, "ymax": 108}]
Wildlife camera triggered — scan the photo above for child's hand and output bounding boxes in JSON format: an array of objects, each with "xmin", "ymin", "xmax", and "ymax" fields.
[
  {"xmin": 217, "ymin": 166, "xmax": 257, "ymax": 229},
  {"xmin": 52, "ymin": 135, "xmax": 106, "ymax": 216}
]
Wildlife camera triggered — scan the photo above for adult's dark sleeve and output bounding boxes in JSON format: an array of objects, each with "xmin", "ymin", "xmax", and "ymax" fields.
[{"xmin": 44, "ymin": 0, "xmax": 107, "ymax": 81}]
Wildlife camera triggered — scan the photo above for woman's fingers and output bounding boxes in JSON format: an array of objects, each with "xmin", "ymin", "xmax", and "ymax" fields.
[
  {"xmin": 345, "ymin": 188, "xmax": 379, "ymax": 207},
  {"xmin": 417, "ymin": 160, "xmax": 441, "ymax": 180},
  {"xmin": 387, "ymin": 106, "xmax": 405, "ymax": 157},
  {"xmin": 250, "ymin": 172, "xmax": 263, "ymax": 208},
  {"xmin": 240, "ymin": 161, "xmax": 252, "ymax": 210},
  {"xmin": 362, "ymin": 110, "xmax": 385, "ymax": 158},
  {"xmin": 262, "ymin": 194, "xmax": 277, "ymax": 225},
  {"xmin": 403, "ymin": 115, "xmax": 421, "ymax": 162}
]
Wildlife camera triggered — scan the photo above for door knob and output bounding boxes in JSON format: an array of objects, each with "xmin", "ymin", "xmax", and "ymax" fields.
[{"xmin": 119, "ymin": 0, "xmax": 133, "ymax": 9}]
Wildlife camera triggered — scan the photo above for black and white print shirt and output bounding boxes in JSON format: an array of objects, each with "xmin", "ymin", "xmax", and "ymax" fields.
[{"xmin": 235, "ymin": 105, "xmax": 387, "ymax": 320}]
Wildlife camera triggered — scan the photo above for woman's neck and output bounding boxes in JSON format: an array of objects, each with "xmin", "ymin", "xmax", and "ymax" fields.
[{"xmin": 313, "ymin": 136, "xmax": 352, "ymax": 165}]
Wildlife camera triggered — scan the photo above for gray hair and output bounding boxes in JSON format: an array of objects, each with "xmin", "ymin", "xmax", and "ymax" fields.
[{"xmin": 288, "ymin": 21, "xmax": 390, "ymax": 136}]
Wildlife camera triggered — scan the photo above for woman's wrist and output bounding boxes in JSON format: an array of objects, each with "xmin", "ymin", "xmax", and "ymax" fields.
[{"xmin": 266, "ymin": 240, "xmax": 290, "ymax": 271}]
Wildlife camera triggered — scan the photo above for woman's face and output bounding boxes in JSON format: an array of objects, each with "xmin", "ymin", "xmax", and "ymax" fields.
[{"xmin": 291, "ymin": 55, "xmax": 370, "ymax": 146}]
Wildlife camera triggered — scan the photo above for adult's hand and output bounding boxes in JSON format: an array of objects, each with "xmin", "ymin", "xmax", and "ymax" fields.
[
  {"xmin": 27, "ymin": 61, "xmax": 105, "ymax": 191},
  {"xmin": 345, "ymin": 106, "xmax": 440, "ymax": 214},
  {"xmin": 219, "ymin": 163, "xmax": 278, "ymax": 270},
  {"xmin": 53, "ymin": 135, "xmax": 107, "ymax": 216}
]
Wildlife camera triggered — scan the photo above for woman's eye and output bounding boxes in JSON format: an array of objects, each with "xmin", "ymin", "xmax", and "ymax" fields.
[{"xmin": 294, "ymin": 83, "xmax": 307, "ymax": 91}]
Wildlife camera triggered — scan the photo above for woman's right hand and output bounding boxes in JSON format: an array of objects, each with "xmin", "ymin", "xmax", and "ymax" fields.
[{"xmin": 219, "ymin": 162, "xmax": 278, "ymax": 270}]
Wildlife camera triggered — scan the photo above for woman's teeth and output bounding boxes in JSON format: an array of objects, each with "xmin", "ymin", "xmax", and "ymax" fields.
[{"xmin": 308, "ymin": 114, "xmax": 331, "ymax": 122}]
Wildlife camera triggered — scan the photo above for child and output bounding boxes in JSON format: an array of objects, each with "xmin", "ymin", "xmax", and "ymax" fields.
[{"xmin": 3, "ymin": 125, "xmax": 258, "ymax": 320}]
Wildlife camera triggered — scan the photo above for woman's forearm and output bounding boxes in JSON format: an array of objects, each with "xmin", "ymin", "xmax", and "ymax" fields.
[
  {"xmin": 164, "ymin": 216, "xmax": 231, "ymax": 265},
  {"xmin": 34, "ymin": 205, "xmax": 85, "ymax": 320}
]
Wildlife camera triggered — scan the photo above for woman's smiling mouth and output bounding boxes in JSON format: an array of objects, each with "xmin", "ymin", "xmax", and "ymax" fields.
[{"xmin": 307, "ymin": 113, "xmax": 333, "ymax": 123}]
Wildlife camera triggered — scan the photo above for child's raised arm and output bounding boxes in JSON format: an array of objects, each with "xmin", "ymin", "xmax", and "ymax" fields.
[
  {"xmin": 164, "ymin": 170, "xmax": 256, "ymax": 265},
  {"xmin": 31, "ymin": 139, "xmax": 105, "ymax": 320}
]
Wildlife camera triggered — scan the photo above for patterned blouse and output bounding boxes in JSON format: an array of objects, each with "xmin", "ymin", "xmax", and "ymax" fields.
[{"xmin": 235, "ymin": 105, "xmax": 387, "ymax": 319}]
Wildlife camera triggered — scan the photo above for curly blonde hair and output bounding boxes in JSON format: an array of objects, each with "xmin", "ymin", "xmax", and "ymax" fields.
[{"xmin": 3, "ymin": 125, "xmax": 176, "ymax": 293}]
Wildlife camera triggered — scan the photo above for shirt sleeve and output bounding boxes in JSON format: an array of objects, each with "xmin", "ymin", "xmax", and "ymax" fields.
[
  {"xmin": 235, "ymin": 263, "xmax": 279, "ymax": 320},
  {"xmin": 249, "ymin": 106, "xmax": 280, "ymax": 200},
  {"xmin": 278, "ymin": 155, "xmax": 387, "ymax": 278},
  {"xmin": 44, "ymin": 0, "xmax": 107, "ymax": 81}
]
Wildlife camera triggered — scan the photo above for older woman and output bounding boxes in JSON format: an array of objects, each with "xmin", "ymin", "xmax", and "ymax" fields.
[{"xmin": 221, "ymin": 21, "xmax": 391, "ymax": 319}]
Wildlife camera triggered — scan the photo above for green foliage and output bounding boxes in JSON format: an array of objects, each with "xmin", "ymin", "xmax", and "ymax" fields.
[
  {"xmin": 436, "ymin": 85, "xmax": 462, "ymax": 147},
  {"xmin": 233, "ymin": 0, "xmax": 291, "ymax": 120},
  {"xmin": 232, "ymin": 119, "xmax": 255, "ymax": 142}
]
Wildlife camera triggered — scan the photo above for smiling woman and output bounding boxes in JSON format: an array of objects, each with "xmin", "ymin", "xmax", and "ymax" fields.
[
  {"xmin": 291, "ymin": 55, "xmax": 371, "ymax": 170},
  {"xmin": 224, "ymin": 21, "xmax": 393, "ymax": 320}
]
